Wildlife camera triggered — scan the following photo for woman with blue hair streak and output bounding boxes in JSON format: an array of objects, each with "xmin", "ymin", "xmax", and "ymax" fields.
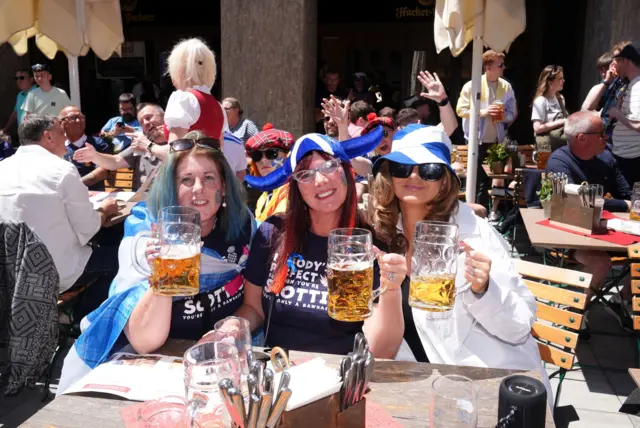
[{"xmin": 58, "ymin": 130, "xmax": 256, "ymax": 394}]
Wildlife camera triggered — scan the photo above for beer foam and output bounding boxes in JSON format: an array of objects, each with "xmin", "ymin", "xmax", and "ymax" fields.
[
  {"xmin": 160, "ymin": 244, "xmax": 199, "ymax": 259},
  {"xmin": 328, "ymin": 261, "xmax": 372, "ymax": 271}
]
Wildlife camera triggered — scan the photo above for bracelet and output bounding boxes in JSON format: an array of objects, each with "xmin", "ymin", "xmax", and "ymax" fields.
[
  {"xmin": 601, "ymin": 79, "xmax": 612, "ymax": 86},
  {"xmin": 438, "ymin": 97, "xmax": 449, "ymax": 107},
  {"xmin": 147, "ymin": 142, "xmax": 155, "ymax": 153}
]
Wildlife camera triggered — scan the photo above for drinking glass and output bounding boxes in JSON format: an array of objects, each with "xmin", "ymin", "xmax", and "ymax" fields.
[
  {"xmin": 631, "ymin": 183, "xmax": 640, "ymax": 222},
  {"xmin": 132, "ymin": 206, "xmax": 202, "ymax": 296},
  {"xmin": 212, "ymin": 316, "xmax": 252, "ymax": 374},
  {"xmin": 326, "ymin": 228, "xmax": 382, "ymax": 322},
  {"xmin": 184, "ymin": 359, "xmax": 234, "ymax": 427},
  {"xmin": 410, "ymin": 221, "xmax": 459, "ymax": 312},
  {"xmin": 184, "ymin": 342, "xmax": 241, "ymax": 387},
  {"xmin": 492, "ymin": 100, "xmax": 505, "ymax": 123},
  {"xmin": 430, "ymin": 375, "xmax": 477, "ymax": 428},
  {"xmin": 138, "ymin": 395, "xmax": 215, "ymax": 428}
]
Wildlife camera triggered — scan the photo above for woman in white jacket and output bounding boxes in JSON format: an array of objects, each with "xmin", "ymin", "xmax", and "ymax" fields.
[{"xmin": 372, "ymin": 124, "xmax": 552, "ymax": 407}]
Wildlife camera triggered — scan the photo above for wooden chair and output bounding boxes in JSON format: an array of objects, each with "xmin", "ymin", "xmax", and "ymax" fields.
[
  {"xmin": 104, "ymin": 167, "xmax": 135, "ymax": 192},
  {"xmin": 629, "ymin": 244, "xmax": 640, "ymax": 331},
  {"xmin": 514, "ymin": 259, "xmax": 592, "ymax": 409}
]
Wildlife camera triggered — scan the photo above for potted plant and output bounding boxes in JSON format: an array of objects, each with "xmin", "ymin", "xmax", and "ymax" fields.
[
  {"xmin": 537, "ymin": 173, "xmax": 553, "ymax": 218},
  {"xmin": 485, "ymin": 144, "xmax": 509, "ymax": 174}
]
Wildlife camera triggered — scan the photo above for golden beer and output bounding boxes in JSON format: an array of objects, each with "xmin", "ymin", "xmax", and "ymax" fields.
[
  {"xmin": 150, "ymin": 245, "xmax": 200, "ymax": 296},
  {"xmin": 630, "ymin": 210, "xmax": 640, "ymax": 222},
  {"xmin": 536, "ymin": 151, "xmax": 551, "ymax": 170},
  {"xmin": 492, "ymin": 101, "xmax": 505, "ymax": 123},
  {"xmin": 327, "ymin": 262, "xmax": 374, "ymax": 322},
  {"xmin": 409, "ymin": 275, "xmax": 456, "ymax": 312}
]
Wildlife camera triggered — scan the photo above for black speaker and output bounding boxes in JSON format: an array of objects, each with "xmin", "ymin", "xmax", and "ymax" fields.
[{"xmin": 497, "ymin": 375, "xmax": 547, "ymax": 428}]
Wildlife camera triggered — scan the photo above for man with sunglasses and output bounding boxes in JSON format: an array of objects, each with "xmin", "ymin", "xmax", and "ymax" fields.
[
  {"xmin": 456, "ymin": 50, "xmax": 517, "ymax": 221},
  {"xmin": 23, "ymin": 64, "xmax": 71, "ymax": 117},
  {"xmin": 2, "ymin": 68, "xmax": 35, "ymax": 134}
]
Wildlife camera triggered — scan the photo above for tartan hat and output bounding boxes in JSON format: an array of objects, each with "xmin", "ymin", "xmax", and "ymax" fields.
[
  {"xmin": 245, "ymin": 123, "xmax": 294, "ymax": 152},
  {"xmin": 246, "ymin": 125, "xmax": 384, "ymax": 191}
]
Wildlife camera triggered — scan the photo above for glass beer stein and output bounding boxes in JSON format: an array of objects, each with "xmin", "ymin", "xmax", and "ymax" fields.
[
  {"xmin": 630, "ymin": 183, "xmax": 640, "ymax": 222},
  {"xmin": 410, "ymin": 221, "xmax": 459, "ymax": 312},
  {"xmin": 326, "ymin": 228, "xmax": 385, "ymax": 322},
  {"xmin": 132, "ymin": 206, "xmax": 202, "ymax": 296},
  {"xmin": 492, "ymin": 100, "xmax": 505, "ymax": 123}
]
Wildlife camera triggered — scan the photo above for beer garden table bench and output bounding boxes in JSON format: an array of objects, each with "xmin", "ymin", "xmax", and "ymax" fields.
[{"xmin": 22, "ymin": 340, "xmax": 555, "ymax": 427}]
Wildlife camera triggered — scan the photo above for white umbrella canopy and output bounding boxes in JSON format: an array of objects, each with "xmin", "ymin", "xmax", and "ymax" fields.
[
  {"xmin": 0, "ymin": 0, "xmax": 124, "ymax": 107},
  {"xmin": 434, "ymin": 0, "xmax": 526, "ymax": 204}
]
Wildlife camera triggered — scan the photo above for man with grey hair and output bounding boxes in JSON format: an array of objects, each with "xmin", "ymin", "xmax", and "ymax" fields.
[
  {"xmin": 0, "ymin": 115, "xmax": 119, "ymax": 293},
  {"xmin": 546, "ymin": 110, "xmax": 632, "ymax": 327}
]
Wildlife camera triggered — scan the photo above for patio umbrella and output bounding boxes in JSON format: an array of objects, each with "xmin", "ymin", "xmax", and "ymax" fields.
[
  {"xmin": 434, "ymin": 0, "xmax": 525, "ymax": 203},
  {"xmin": 0, "ymin": 0, "xmax": 124, "ymax": 108}
]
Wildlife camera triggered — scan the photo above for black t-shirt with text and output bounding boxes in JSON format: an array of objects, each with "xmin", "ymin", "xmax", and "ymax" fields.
[
  {"xmin": 244, "ymin": 216, "xmax": 385, "ymax": 355},
  {"xmin": 167, "ymin": 218, "xmax": 253, "ymax": 341}
]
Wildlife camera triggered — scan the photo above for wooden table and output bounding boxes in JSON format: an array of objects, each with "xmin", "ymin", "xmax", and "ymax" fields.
[
  {"xmin": 520, "ymin": 208, "xmax": 629, "ymax": 253},
  {"xmin": 22, "ymin": 340, "xmax": 555, "ymax": 427}
]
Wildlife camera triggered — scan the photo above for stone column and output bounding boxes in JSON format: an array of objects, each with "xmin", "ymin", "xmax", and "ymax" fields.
[
  {"xmin": 220, "ymin": 0, "xmax": 317, "ymax": 138},
  {"xmin": 580, "ymin": 0, "xmax": 640, "ymax": 102}
]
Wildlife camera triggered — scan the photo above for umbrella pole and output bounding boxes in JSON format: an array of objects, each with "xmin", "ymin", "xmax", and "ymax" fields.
[
  {"xmin": 465, "ymin": 0, "xmax": 485, "ymax": 205},
  {"xmin": 67, "ymin": 54, "xmax": 81, "ymax": 110}
]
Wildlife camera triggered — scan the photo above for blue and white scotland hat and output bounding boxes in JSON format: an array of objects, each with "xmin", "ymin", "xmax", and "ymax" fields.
[
  {"xmin": 245, "ymin": 125, "xmax": 384, "ymax": 192},
  {"xmin": 372, "ymin": 124, "xmax": 458, "ymax": 180}
]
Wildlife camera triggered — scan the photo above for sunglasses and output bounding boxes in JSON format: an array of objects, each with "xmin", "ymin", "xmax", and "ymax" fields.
[
  {"xmin": 583, "ymin": 130, "xmax": 606, "ymax": 138},
  {"xmin": 292, "ymin": 159, "xmax": 341, "ymax": 183},
  {"xmin": 495, "ymin": 62, "xmax": 505, "ymax": 68},
  {"xmin": 61, "ymin": 114, "xmax": 84, "ymax": 122},
  {"xmin": 170, "ymin": 137, "xmax": 220, "ymax": 153},
  {"xmin": 14, "ymin": 76, "xmax": 27, "ymax": 81},
  {"xmin": 250, "ymin": 148, "xmax": 281, "ymax": 162},
  {"xmin": 389, "ymin": 161, "xmax": 447, "ymax": 181}
]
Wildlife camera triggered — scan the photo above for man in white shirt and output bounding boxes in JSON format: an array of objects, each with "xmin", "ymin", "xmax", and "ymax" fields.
[
  {"xmin": 609, "ymin": 42, "xmax": 640, "ymax": 187},
  {"xmin": 0, "ymin": 115, "xmax": 119, "ymax": 293},
  {"xmin": 23, "ymin": 64, "xmax": 71, "ymax": 117}
]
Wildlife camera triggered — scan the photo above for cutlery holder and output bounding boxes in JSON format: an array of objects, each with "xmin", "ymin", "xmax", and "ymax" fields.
[
  {"xmin": 549, "ymin": 193, "xmax": 605, "ymax": 234},
  {"xmin": 275, "ymin": 391, "xmax": 366, "ymax": 428}
]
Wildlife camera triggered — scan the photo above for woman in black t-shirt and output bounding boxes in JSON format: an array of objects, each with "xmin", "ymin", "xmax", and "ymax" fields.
[{"xmin": 224, "ymin": 129, "xmax": 408, "ymax": 358}]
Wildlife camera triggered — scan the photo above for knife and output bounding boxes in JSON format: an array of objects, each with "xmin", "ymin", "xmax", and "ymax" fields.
[
  {"xmin": 247, "ymin": 393, "xmax": 261, "ymax": 428},
  {"xmin": 275, "ymin": 371, "xmax": 290, "ymax": 404},
  {"xmin": 341, "ymin": 366, "xmax": 354, "ymax": 411},
  {"xmin": 351, "ymin": 357, "xmax": 365, "ymax": 407},
  {"xmin": 265, "ymin": 387, "xmax": 292, "ymax": 428},
  {"xmin": 228, "ymin": 387, "xmax": 247, "ymax": 428},
  {"xmin": 247, "ymin": 349, "xmax": 256, "ymax": 371},
  {"xmin": 362, "ymin": 352, "xmax": 375, "ymax": 400},
  {"xmin": 263, "ymin": 368, "xmax": 274, "ymax": 394},
  {"xmin": 256, "ymin": 391, "xmax": 273, "ymax": 428},
  {"xmin": 247, "ymin": 373, "xmax": 259, "ymax": 397},
  {"xmin": 219, "ymin": 380, "xmax": 242, "ymax": 427}
]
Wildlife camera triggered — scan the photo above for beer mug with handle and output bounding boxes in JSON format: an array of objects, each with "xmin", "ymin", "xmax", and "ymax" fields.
[
  {"xmin": 410, "ymin": 221, "xmax": 459, "ymax": 312},
  {"xmin": 326, "ymin": 228, "xmax": 384, "ymax": 322},
  {"xmin": 631, "ymin": 183, "xmax": 640, "ymax": 222},
  {"xmin": 132, "ymin": 206, "xmax": 202, "ymax": 297}
]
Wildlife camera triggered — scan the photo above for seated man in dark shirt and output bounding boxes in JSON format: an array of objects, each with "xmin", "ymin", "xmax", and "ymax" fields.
[{"xmin": 546, "ymin": 111, "xmax": 632, "ymax": 319}]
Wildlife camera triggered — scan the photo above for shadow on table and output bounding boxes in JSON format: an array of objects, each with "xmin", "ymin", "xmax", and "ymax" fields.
[
  {"xmin": 372, "ymin": 360, "xmax": 521, "ymax": 384},
  {"xmin": 553, "ymin": 405, "xmax": 579, "ymax": 428}
]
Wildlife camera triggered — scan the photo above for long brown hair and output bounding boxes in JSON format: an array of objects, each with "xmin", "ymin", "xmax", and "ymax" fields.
[
  {"xmin": 534, "ymin": 65, "xmax": 564, "ymax": 100},
  {"xmin": 269, "ymin": 152, "xmax": 366, "ymax": 294},
  {"xmin": 372, "ymin": 161, "xmax": 459, "ymax": 254}
]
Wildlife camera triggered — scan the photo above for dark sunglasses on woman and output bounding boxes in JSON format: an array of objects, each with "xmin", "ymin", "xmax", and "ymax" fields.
[
  {"xmin": 250, "ymin": 148, "xmax": 281, "ymax": 162},
  {"xmin": 388, "ymin": 161, "xmax": 447, "ymax": 181},
  {"xmin": 170, "ymin": 138, "xmax": 220, "ymax": 153}
]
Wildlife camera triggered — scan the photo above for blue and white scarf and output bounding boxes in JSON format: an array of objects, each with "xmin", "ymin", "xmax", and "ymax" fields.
[{"xmin": 58, "ymin": 202, "xmax": 256, "ymax": 395}]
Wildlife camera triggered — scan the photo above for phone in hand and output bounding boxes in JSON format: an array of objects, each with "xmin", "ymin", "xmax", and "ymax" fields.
[{"xmin": 116, "ymin": 121, "xmax": 124, "ymax": 128}]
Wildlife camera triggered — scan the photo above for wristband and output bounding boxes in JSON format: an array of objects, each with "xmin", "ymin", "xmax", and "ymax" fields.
[
  {"xmin": 147, "ymin": 142, "xmax": 155, "ymax": 153},
  {"xmin": 438, "ymin": 97, "xmax": 450, "ymax": 107},
  {"xmin": 601, "ymin": 79, "xmax": 612, "ymax": 86}
]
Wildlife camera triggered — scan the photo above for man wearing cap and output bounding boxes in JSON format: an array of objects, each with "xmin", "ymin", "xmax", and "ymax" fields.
[
  {"xmin": 608, "ymin": 42, "xmax": 640, "ymax": 186},
  {"xmin": 456, "ymin": 50, "xmax": 517, "ymax": 221},
  {"xmin": 23, "ymin": 64, "xmax": 71, "ymax": 117}
]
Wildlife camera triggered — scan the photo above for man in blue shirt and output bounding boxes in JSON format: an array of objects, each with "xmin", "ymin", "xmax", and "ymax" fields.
[
  {"xmin": 546, "ymin": 111, "xmax": 632, "ymax": 319},
  {"xmin": 546, "ymin": 111, "xmax": 631, "ymax": 212},
  {"xmin": 100, "ymin": 93, "xmax": 141, "ymax": 152},
  {"xmin": 2, "ymin": 68, "xmax": 35, "ymax": 134},
  {"xmin": 60, "ymin": 106, "xmax": 111, "ymax": 191}
]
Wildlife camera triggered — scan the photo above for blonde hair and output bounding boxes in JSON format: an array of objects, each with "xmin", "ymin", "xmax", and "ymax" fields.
[
  {"xmin": 167, "ymin": 38, "xmax": 217, "ymax": 90},
  {"xmin": 372, "ymin": 161, "xmax": 459, "ymax": 254}
]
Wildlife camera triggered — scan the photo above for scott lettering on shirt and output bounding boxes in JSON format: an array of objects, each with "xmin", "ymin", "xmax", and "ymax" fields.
[
  {"xmin": 182, "ymin": 282, "xmax": 244, "ymax": 320},
  {"xmin": 265, "ymin": 253, "xmax": 329, "ymax": 310}
]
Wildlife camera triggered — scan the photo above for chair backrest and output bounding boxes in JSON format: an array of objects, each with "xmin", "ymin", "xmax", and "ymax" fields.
[
  {"xmin": 104, "ymin": 167, "xmax": 135, "ymax": 192},
  {"xmin": 454, "ymin": 145, "xmax": 468, "ymax": 165},
  {"xmin": 514, "ymin": 259, "xmax": 592, "ymax": 370},
  {"xmin": 629, "ymin": 244, "xmax": 640, "ymax": 330}
]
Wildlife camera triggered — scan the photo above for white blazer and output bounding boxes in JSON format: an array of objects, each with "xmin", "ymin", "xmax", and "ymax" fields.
[{"xmin": 411, "ymin": 202, "xmax": 553, "ymax": 407}]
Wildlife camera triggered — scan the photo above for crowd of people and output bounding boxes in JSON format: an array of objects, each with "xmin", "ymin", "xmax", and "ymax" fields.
[{"xmin": 3, "ymin": 35, "xmax": 640, "ymax": 405}]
